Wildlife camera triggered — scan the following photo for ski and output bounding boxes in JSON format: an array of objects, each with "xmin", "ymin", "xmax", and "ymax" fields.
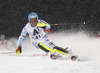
[
  {"xmin": 50, "ymin": 53, "xmax": 80, "ymax": 61},
  {"xmin": 32, "ymin": 53, "xmax": 48, "ymax": 56},
  {"xmin": 50, "ymin": 47, "xmax": 80, "ymax": 61}
]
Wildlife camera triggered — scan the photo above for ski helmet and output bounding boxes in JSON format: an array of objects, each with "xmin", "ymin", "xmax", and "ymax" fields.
[{"xmin": 28, "ymin": 12, "xmax": 38, "ymax": 22}]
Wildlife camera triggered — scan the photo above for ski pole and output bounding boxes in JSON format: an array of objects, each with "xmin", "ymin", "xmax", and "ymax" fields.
[
  {"xmin": 0, "ymin": 51, "xmax": 15, "ymax": 54},
  {"xmin": 50, "ymin": 22, "xmax": 86, "ymax": 25}
]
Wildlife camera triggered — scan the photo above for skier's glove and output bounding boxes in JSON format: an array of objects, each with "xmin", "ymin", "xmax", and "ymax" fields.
[{"xmin": 16, "ymin": 45, "xmax": 22, "ymax": 55}]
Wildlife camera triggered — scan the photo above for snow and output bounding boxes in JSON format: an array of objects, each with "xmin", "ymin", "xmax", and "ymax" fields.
[{"xmin": 0, "ymin": 32, "xmax": 100, "ymax": 73}]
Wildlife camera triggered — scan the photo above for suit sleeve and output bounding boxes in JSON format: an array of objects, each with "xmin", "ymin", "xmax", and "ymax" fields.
[
  {"xmin": 18, "ymin": 27, "xmax": 28, "ymax": 46},
  {"xmin": 38, "ymin": 19, "xmax": 51, "ymax": 29}
]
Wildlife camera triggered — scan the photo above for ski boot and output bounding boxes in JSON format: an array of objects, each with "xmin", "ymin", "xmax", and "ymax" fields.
[
  {"xmin": 65, "ymin": 47, "xmax": 80, "ymax": 61},
  {"xmin": 50, "ymin": 54, "xmax": 62, "ymax": 60},
  {"xmin": 71, "ymin": 55, "xmax": 80, "ymax": 61}
]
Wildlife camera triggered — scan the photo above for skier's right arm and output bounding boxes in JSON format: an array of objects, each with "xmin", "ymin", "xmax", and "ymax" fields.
[{"xmin": 16, "ymin": 27, "xmax": 28, "ymax": 55}]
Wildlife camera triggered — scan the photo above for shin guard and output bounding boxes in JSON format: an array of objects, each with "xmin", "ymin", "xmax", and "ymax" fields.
[
  {"xmin": 38, "ymin": 43, "xmax": 68, "ymax": 55},
  {"xmin": 53, "ymin": 46, "xmax": 69, "ymax": 55},
  {"xmin": 38, "ymin": 43, "xmax": 55, "ymax": 53}
]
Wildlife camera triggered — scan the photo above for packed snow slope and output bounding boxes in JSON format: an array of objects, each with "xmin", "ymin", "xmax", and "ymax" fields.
[{"xmin": 0, "ymin": 32, "xmax": 100, "ymax": 73}]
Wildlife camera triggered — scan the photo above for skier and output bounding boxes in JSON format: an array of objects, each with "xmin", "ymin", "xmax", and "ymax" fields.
[{"xmin": 16, "ymin": 12, "xmax": 78, "ymax": 61}]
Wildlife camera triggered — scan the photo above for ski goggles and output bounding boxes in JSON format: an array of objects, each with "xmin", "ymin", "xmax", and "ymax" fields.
[{"xmin": 30, "ymin": 18, "xmax": 37, "ymax": 22}]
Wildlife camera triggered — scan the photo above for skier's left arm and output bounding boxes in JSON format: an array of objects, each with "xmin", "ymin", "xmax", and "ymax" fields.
[{"xmin": 37, "ymin": 20, "xmax": 51, "ymax": 29}]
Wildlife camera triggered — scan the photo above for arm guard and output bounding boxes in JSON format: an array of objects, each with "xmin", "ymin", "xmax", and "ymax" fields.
[{"xmin": 37, "ymin": 19, "xmax": 51, "ymax": 29}]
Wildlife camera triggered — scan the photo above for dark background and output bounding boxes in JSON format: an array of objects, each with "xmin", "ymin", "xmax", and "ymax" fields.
[{"xmin": 0, "ymin": 0, "xmax": 100, "ymax": 38}]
